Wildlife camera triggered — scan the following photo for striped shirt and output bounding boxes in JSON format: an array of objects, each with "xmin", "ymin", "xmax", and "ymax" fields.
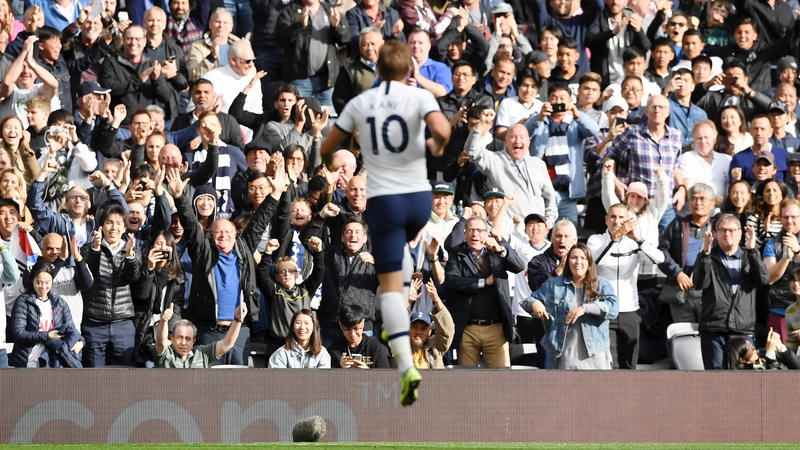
[
  {"xmin": 604, "ymin": 123, "xmax": 683, "ymax": 198},
  {"xmin": 719, "ymin": 248, "xmax": 744, "ymax": 295}
]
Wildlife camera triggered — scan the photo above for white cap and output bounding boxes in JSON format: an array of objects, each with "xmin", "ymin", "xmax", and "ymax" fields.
[{"xmin": 602, "ymin": 95, "xmax": 629, "ymax": 113}]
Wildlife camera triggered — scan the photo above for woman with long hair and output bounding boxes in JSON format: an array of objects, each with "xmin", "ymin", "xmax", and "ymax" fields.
[
  {"xmin": 9, "ymin": 262, "xmax": 84, "ymax": 368},
  {"xmin": 0, "ymin": 116, "xmax": 39, "ymax": 183},
  {"xmin": 268, "ymin": 309, "xmax": 331, "ymax": 368},
  {"xmin": 721, "ymin": 179, "xmax": 755, "ymax": 228},
  {"xmin": 714, "ymin": 106, "xmax": 752, "ymax": 155},
  {"xmin": 746, "ymin": 179, "xmax": 786, "ymax": 252},
  {"xmin": 522, "ymin": 243, "xmax": 619, "ymax": 369},
  {"xmin": 284, "ymin": 144, "xmax": 308, "ymax": 199},
  {"xmin": 132, "ymin": 231, "xmax": 185, "ymax": 366},
  {"xmin": 723, "ymin": 328, "xmax": 800, "ymax": 370}
]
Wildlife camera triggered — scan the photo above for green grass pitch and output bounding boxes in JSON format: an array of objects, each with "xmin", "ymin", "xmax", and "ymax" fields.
[{"xmin": 0, "ymin": 443, "xmax": 797, "ymax": 449}]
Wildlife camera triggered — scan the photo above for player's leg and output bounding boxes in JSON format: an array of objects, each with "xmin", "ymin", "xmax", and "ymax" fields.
[{"xmin": 367, "ymin": 192, "xmax": 430, "ymax": 405}]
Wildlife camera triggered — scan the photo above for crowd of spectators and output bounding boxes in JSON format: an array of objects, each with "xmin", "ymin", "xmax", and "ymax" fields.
[{"xmin": 3, "ymin": 0, "xmax": 800, "ymax": 371}]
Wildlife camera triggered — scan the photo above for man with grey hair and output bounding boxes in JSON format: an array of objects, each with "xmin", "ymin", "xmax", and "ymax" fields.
[
  {"xmin": 526, "ymin": 218, "xmax": 577, "ymax": 368},
  {"xmin": 658, "ymin": 182, "xmax": 716, "ymax": 324},
  {"xmin": 333, "ymin": 26, "xmax": 383, "ymax": 114},
  {"xmin": 187, "ymin": 8, "xmax": 239, "ymax": 81},
  {"xmin": 465, "ymin": 108, "xmax": 558, "ymax": 227},
  {"xmin": 156, "ymin": 301, "xmax": 247, "ymax": 368},
  {"xmin": 694, "ymin": 213, "xmax": 769, "ymax": 369},
  {"xmin": 201, "ymin": 40, "xmax": 263, "ymax": 115}
]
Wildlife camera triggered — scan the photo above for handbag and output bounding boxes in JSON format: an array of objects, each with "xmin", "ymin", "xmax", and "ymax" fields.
[{"xmin": 658, "ymin": 218, "xmax": 690, "ymax": 305}]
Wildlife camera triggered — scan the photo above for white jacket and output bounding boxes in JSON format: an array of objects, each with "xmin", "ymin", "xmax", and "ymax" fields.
[
  {"xmin": 465, "ymin": 128, "xmax": 558, "ymax": 227},
  {"xmin": 600, "ymin": 168, "xmax": 670, "ymax": 277},
  {"xmin": 587, "ymin": 232, "xmax": 664, "ymax": 312}
]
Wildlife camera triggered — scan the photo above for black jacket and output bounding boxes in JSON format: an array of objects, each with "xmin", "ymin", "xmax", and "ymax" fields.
[
  {"xmin": 694, "ymin": 246, "xmax": 769, "ymax": 334},
  {"xmin": 100, "ymin": 53, "xmax": 175, "ymax": 126},
  {"xmin": 328, "ymin": 334, "xmax": 392, "ymax": 368},
  {"xmin": 527, "ymin": 246, "xmax": 561, "ymax": 293},
  {"xmin": 445, "ymin": 239, "xmax": 526, "ymax": 350},
  {"xmin": 584, "ymin": 8, "xmax": 651, "ymax": 87},
  {"xmin": 434, "ymin": 88, "xmax": 494, "ymax": 176},
  {"xmin": 250, "ymin": 0, "xmax": 292, "ymax": 50},
  {"xmin": 9, "ymin": 293, "xmax": 83, "ymax": 368},
  {"xmin": 132, "ymin": 268, "xmax": 185, "ymax": 364},
  {"xmin": 430, "ymin": 23, "xmax": 489, "ymax": 76},
  {"xmin": 696, "ymin": 88, "xmax": 772, "ymax": 125},
  {"xmin": 275, "ymin": 0, "xmax": 351, "ymax": 88},
  {"xmin": 317, "ymin": 245, "xmax": 378, "ymax": 330},
  {"xmin": 658, "ymin": 215, "xmax": 712, "ymax": 280},
  {"xmin": 80, "ymin": 242, "xmax": 143, "ymax": 324},
  {"xmin": 143, "ymin": 35, "xmax": 189, "ymax": 120},
  {"xmin": 171, "ymin": 111, "xmax": 245, "ymax": 152},
  {"xmin": 176, "ymin": 189, "xmax": 277, "ymax": 327}
]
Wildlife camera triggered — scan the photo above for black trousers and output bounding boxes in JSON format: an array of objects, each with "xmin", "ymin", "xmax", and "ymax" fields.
[{"xmin": 609, "ymin": 311, "xmax": 642, "ymax": 369}]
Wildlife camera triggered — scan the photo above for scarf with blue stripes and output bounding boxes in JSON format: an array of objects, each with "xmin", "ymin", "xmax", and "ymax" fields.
[{"xmin": 544, "ymin": 118, "xmax": 571, "ymax": 190}]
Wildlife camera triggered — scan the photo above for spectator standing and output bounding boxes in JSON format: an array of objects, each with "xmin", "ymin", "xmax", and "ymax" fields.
[
  {"xmin": 164, "ymin": 0, "xmax": 210, "ymax": 60},
  {"xmin": 187, "ymin": 8, "xmax": 238, "ymax": 82},
  {"xmin": 346, "ymin": 0, "xmax": 405, "ymax": 58},
  {"xmin": 695, "ymin": 214, "xmax": 769, "ymax": 369},
  {"xmin": 333, "ymin": 27, "xmax": 383, "ymax": 115},
  {"xmin": 531, "ymin": 0, "xmax": 603, "ymax": 72},
  {"xmin": 0, "ymin": 36, "xmax": 58, "ymax": 128},
  {"xmin": 763, "ymin": 199, "xmax": 800, "ymax": 343},
  {"xmin": 201, "ymin": 40, "xmax": 263, "ymax": 115},
  {"xmin": 275, "ymin": 0, "xmax": 351, "ymax": 106},
  {"xmin": 584, "ymin": 0, "xmax": 650, "ymax": 87}
]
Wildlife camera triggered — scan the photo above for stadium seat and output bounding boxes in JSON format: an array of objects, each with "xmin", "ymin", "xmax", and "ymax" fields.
[
  {"xmin": 666, "ymin": 323, "xmax": 704, "ymax": 370},
  {"xmin": 509, "ymin": 343, "xmax": 538, "ymax": 367},
  {"xmin": 249, "ymin": 343, "xmax": 268, "ymax": 368},
  {"xmin": 210, "ymin": 365, "xmax": 250, "ymax": 369}
]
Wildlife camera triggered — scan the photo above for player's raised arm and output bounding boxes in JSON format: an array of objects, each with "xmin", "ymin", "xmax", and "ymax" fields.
[
  {"xmin": 426, "ymin": 110, "xmax": 451, "ymax": 158},
  {"xmin": 320, "ymin": 127, "xmax": 349, "ymax": 170}
]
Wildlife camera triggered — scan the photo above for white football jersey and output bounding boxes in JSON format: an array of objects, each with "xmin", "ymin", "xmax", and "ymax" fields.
[{"xmin": 335, "ymin": 80, "xmax": 441, "ymax": 199}]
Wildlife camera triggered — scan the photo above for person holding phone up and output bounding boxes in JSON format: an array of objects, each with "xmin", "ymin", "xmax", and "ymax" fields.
[{"xmin": 524, "ymin": 82, "xmax": 600, "ymax": 226}]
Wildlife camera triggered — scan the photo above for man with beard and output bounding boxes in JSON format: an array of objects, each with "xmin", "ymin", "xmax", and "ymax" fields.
[{"xmin": 164, "ymin": 0, "xmax": 211, "ymax": 60}]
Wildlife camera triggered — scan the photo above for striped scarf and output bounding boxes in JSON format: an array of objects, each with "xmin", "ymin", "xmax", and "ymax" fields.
[
  {"xmin": 166, "ymin": 17, "xmax": 204, "ymax": 60},
  {"xmin": 187, "ymin": 145, "xmax": 235, "ymax": 218},
  {"xmin": 544, "ymin": 118, "xmax": 572, "ymax": 191}
]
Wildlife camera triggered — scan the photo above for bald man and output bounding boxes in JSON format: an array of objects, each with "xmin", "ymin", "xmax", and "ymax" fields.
[
  {"xmin": 168, "ymin": 164, "xmax": 290, "ymax": 365},
  {"xmin": 329, "ymin": 149, "xmax": 358, "ymax": 203},
  {"xmin": 301, "ymin": 175, "xmax": 372, "ymax": 252},
  {"xmin": 39, "ymin": 233, "xmax": 94, "ymax": 332}
]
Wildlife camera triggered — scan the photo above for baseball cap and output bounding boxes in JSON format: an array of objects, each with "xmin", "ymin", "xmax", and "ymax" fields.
[
  {"xmin": 302, "ymin": 97, "xmax": 324, "ymax": 115},
  {"xmin": 602, "ymin": 96, "xmax": 629, "ymax": 113},
  {"xmin": 431, "ymin": 180, "xmax": 455, "ymax": 195},
  {"xmin": 77, "ymin": 81, "xmax": 110, "ymax": 98},
  {"xmin": 755, "ymin": 151, "xmax": 775, "ymax": 165},
  {"xmin": 524, "ymin": 213, "xmax": 547, "ymax": 225},
  {"xmin": 244, "ymin": 139, "xmax": 272, "ymax": 155},
  {"xmin": 483, "ymin": 187, "xmax": 506, "ymax": 199},
  {"xmin": 769, "ymin": 100, "xmax": 789, "ymax": 115},
  {"xmin": 788, "ymin": 152, "xmax": 800, "ymax": 165},
  {"xmin": 626, "ymin": 182, "xmax": 648, "ymax": 199},
  {"xmin": 778, "ymin": 56, "xmax": 799, "ymax": 73},
  {"xmin": 492, "ymin": 3, "xmax": 513, "ymax": 14},
  {"xmin": 525, "ymin": 50, "xmax": 550, "ymax": 65},
  {"xmin": 410, "ymin": 311, "xmax": 432, "ymax": 326}
]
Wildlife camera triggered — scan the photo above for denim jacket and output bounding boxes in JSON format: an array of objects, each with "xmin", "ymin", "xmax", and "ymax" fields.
[{"xmin": 527, "ymin": 275, "xmax": 619, "ymax": 358}]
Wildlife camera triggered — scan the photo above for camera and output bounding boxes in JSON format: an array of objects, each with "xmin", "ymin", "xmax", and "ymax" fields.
[{"xmin": 551, "ymin": 103, "xmax": 567, "ymax": 113}]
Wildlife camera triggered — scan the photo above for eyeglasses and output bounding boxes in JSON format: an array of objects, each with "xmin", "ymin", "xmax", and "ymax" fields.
[
  {"xmin": 235, "ymin": 56, "xmax": 256, "ymax": 65},
  {"xmin": 690, "ymin": 196, "xmax": 711, "ymax": 203},
  {"xmin": 668, "ymin": 21, "xmax": 687, "ymax": 27},
  {"xmin": 67, "ymin": 195, "xmax": 89, "ymax": 202},
  {"xmin": 717, "ymin": 227, "xmax": 741, "ymax": 234},
  {"xmin": 248, "ymin": 186, "xmax": 269, "ymax": 193},
  {"xmin": 276, "ymin": 269, "xmax": 298, "ymax": 275},
  {"xmin": 466, "ymin": 228, "xmax": 488, "ymax": 234}
]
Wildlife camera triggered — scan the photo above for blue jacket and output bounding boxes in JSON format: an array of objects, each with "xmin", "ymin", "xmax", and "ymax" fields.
[
  {"xmin": 729, "ymin": 146, "xmax": 788, "ymax": 184},
  {"xmin": 9, "ymin": 292, "xmax": 83, "ymax": 368},
  {"xmin": 526, "ymin": 112, "xmax": 600, "ymax": 199},
  {"xmin": 345, "ymin": 3, "xmax": 406, "ymax": 57},
  {"xmin": 667, "ymin": 95, "xmax": 708, "ymax": 148},
  {"xmin": 529, "ymin": 275, "xmax": 619, "ymax": 358},
  {"xmin": 27, "ymin": 0, "xmax": 87, "ymax": 31}
]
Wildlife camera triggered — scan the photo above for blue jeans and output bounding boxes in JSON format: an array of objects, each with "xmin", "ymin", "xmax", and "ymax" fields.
[
  {"xmin": 291, "ymin": 75, "xmax": 334, "ymax": 107},
  {"xmin": 659, "ymin": 205, "xmax": 676, "ymax": 234},
  {"xmin": 0, "ymin": 348, "xmax": 7, "ymax": 368},
  {"xmin": 555, "ymin": 191, "xmax": 579, "ymax": 226},
  {"xmin": 224, "ymin": 0, "xmax": 253, "ymax": 39},
  {"xmin": 196, "ymin": 324, "xmax": 251, "ymax": 366},
  {"xmin": 700, "ymin": 331, "xmax": 754, "ymax": 370},
  {"xmin": 82, "ymin": 320, "xmax": 136, "ymax": 367}
]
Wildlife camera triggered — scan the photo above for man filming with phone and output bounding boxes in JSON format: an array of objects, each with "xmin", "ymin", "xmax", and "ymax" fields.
[
  {"xmin": 327, "ymin": 304, "xmax": 391, "ymax": 369},
  {"xmin": 697, "ymin": 58, "xmax": 771, "ymax": 125},
  {"xmin": 525, "ymin": 82, "xmax": 600, "ymax": 225},
  {"xmin": 156, "ymin": 301, "xmax": 247, "ymax": 368}
]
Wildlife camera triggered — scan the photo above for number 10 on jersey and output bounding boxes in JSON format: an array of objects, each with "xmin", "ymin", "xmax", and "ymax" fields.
[{"xmin": 366, "ymin": 115, "xmax": 409, "ymax": 155}]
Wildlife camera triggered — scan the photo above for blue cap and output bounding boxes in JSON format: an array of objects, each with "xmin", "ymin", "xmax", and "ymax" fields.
[{"xmin": 409, "ymin": 311, "xmax": 432, "ymax": 326}]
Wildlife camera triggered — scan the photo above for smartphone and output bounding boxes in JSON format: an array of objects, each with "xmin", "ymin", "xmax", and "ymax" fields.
[
  {"xmin": 552, "ymin": 103, "xmax": 567, "ymax": 113},
  {"xmin": 157, "ymin": 250, "xmax": 172, "ymax": 261},
  {"xmin": 166, "ymin": 56, "xmax": 176, "ymax": 62},
  {"xmin": 50, "ymin": 125, "xmax": 69, "ymax": 135},
  {"xmin": 722, "ymin": 75, "xmax": 736, "ymax": 85},
  {"xmin": 615, "ymin": 117, "xmax": 626, "ymax": 127},
  {"xmin": 411, "ymin": 271, "xmax": 423, "ymax": 281},
  {"xmin": 351, "ymin": 354, "xmax": 363, "ymax": 362},
  {"xmin": 136, "ymin": 180, "xmax": 148, "ymax": 191}
]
